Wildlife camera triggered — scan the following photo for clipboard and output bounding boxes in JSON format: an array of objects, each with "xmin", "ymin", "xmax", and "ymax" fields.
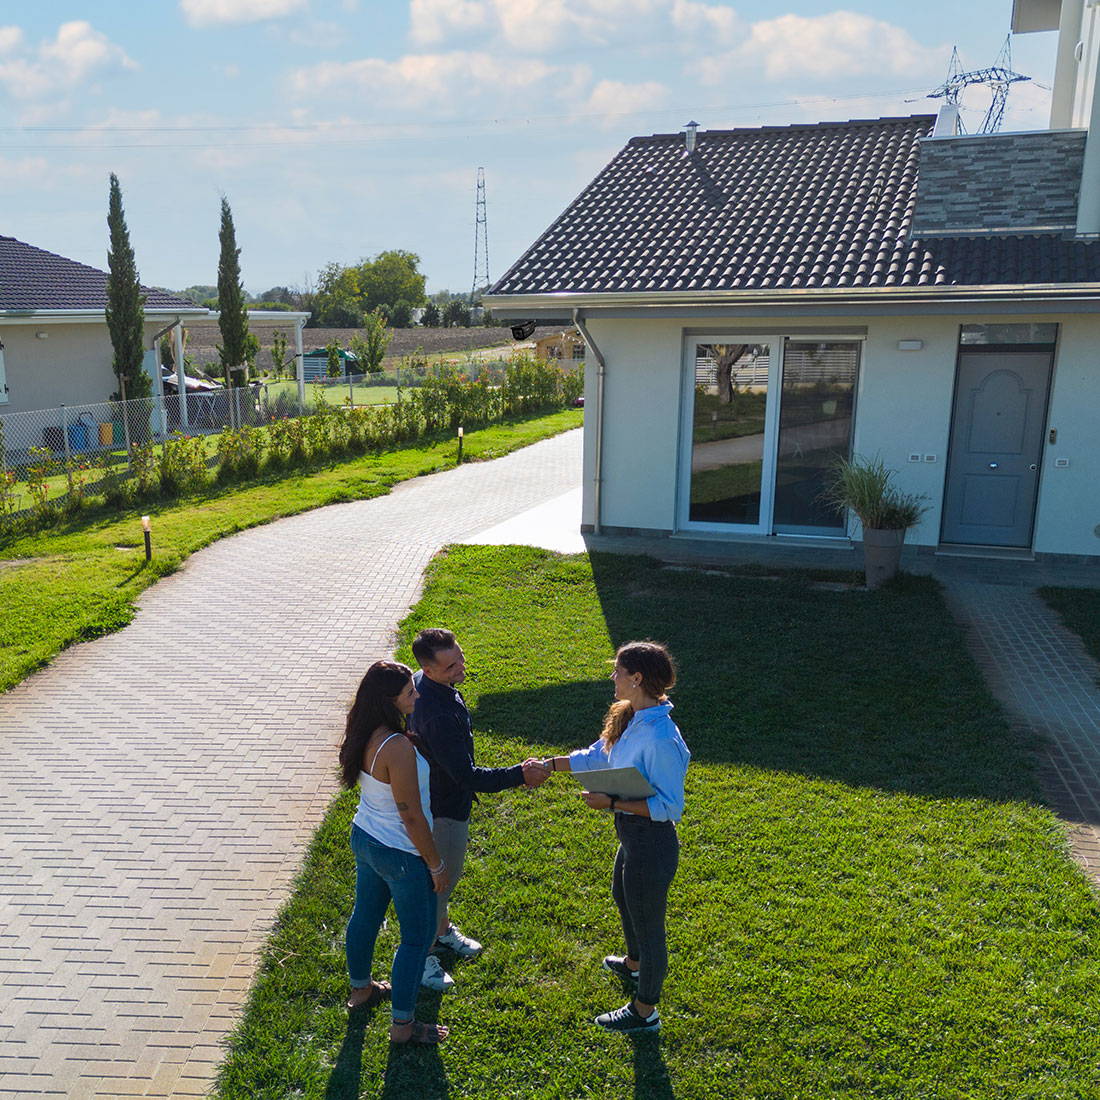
[{"xmin": 573, "ymin": 766, "xmax": 655, "ymax": 800}]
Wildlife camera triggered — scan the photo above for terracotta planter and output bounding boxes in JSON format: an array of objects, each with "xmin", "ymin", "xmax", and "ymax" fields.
[{"xmin": 861, "ymin": 526, "xmax": 907, "ymax": 589}]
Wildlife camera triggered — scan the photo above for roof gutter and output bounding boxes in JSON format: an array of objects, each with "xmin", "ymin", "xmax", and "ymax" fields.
[
  {"xmin": 572, "ymin": 308, "xmax": 606, "ymax": 536},
  {"xmin": 485, "ymin": 283, "xmax": 1100, "ymax": 312}
]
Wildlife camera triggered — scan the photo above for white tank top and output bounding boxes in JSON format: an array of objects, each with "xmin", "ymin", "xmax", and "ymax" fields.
[{"xmin": 352, "ymin": 732, "xmax": 433, "ymax": 854}]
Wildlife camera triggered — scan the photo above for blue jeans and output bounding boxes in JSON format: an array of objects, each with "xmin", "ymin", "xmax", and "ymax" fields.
[{"xmin": 347, "ymin": 824, "xmax": 436, "ymax": 1021}]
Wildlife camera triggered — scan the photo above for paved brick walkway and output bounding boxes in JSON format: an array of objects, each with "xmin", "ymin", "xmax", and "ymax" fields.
[
  {"xmin": 0, "ymin": 430, "xmax": 581, "ymax": 1100},
  {"xmin": 942, "ymin": 579, "xmax": 1100, "ymax": 886}
]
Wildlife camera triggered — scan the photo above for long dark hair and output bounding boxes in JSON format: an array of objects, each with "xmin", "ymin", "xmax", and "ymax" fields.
[
  {"xmin": 600, "ymin": 641, "xmax": 676, "ymax": 754},
  {"xmin": 338, "ymin": 660, "xmax": 413, "ymax": 788}
]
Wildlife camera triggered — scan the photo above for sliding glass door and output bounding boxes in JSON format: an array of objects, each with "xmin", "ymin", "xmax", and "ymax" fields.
[
  {"xmin": 682, "ymin": 337, "xmax": 859, "ymax": 535},
  {"xmin": 687, "ymin": 343, "xmax": 772, "ymax": 525},
  {"xmin": 773, "ymin": 342, "xmax": 859, "ymax": 534}
]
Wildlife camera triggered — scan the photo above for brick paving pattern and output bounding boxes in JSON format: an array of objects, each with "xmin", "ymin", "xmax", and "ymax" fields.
[
  {"xmin": 942, "ymin": 577, "xmax": 1100, "ymax": 886},
  {"xmin": 0, "ymin": 430, "xmax": 581, "ymax": 1100}
]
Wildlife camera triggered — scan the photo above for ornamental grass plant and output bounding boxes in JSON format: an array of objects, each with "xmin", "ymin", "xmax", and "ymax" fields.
[{"xmin": 821, "ymin": 454, "xmax": 928, "ymax": 531}]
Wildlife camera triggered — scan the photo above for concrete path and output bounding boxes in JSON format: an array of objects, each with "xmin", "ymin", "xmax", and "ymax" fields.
[{"xmin": 0, "ymin": 429, "xmax": 581, "ymax": 1100}]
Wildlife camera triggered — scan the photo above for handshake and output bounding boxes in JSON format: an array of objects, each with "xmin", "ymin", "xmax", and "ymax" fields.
[{"xmin": 521, "ymin": 757, "xmax": 553, "ymax": 789}]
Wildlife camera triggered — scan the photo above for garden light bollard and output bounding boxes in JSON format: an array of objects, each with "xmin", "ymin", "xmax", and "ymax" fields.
[
  {"xmin": 457, "ymin": 425, "xmax": 463, "ymax": 465},
  {"xmin": 141, "ymin": 514, "xmax": 151, "ymax": 561}
]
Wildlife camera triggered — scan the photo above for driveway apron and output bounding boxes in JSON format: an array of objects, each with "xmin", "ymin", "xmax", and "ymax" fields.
[{"xmin": 0, "ymin": 430, "xmax": 580, "ymax": 1100}]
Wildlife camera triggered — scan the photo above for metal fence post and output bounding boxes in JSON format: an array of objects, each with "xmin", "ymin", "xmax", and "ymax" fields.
[{"xmin": 61, "ymin": 404, "xmax": 72, "ymax": 463}]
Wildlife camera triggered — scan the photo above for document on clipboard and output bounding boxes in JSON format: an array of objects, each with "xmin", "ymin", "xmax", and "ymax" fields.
[{"xmin": 574, "ymin": 766, "xmax": 655, "ymax": 800}]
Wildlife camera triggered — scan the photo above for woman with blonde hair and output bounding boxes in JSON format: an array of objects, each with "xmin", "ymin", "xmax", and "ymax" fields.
[{"xmin": 541, "ymin": 640, "xmax": 690, "ymax": 1034}]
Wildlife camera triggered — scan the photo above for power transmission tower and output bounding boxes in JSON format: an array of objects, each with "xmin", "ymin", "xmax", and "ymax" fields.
[
  {"xmin": 470, "ymin": 167, "xmax": 489, "ymax": 307},
  {"xmin": 927, "ymin": 38, "xmax": 1030, "ymax": 134}
]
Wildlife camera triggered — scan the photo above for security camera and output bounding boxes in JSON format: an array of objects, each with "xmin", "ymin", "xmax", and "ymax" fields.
[{"xmin": 510, "ymin": 321, "xmax": 537, "ymax": 341}]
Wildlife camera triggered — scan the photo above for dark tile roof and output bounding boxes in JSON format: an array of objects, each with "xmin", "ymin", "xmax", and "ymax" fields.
[
  {"xmin": 491, "ymin": 115, "xmax": 1100, "ymax": 296},
  {"xmin": 0, "ymin": 235, "xmax": 201, "ymax": 312}
]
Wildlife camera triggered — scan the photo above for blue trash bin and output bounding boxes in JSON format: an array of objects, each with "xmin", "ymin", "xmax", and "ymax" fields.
[{"xmin": 67, "ymin": 422, "xmax": 89, "ymax": 451}]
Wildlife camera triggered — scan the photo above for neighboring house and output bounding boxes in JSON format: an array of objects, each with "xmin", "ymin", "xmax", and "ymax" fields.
[
  {"xmin": 0, "ymin": 235, "xmax": 207, "ymax": 416},
  {"xmin": 486, "ymin": 0, "xmax": 1100, "ymax": 562},
  {"xmin": 534, "ymin": 329, "xmax": 586, "ymax": 363}
]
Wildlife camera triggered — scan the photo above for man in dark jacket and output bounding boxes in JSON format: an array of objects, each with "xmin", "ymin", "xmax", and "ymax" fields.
[{"xmin": 410, "ymin": 628, "xmax": 548, "ymax": 991}]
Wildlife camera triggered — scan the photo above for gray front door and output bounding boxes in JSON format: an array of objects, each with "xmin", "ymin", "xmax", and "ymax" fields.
[{"xmin": 941, "ymin": 350, "xmax": 1053, "ymax": 547}]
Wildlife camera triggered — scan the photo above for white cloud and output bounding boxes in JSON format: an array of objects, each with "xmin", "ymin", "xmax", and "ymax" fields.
[
  {"xmin": 180, "ymin": 0, "xmax": 308, "ymax": 28},
  {"xmin": 290, "ymin": 50, "xmax": 575, "ymax": 113},
  {"xmin": 410, "ymin": 0, "xmax": 668, "ymax": 52},
  {"xmin": 0, "ymin": 25, "xmax": 23, "ymax": 54},
  {"xmin": 670, "ymin": 0, "xmax": 742, "ymax": 44},
  {"xmin": 0, "ymin": 21, "xmax": 136, "ymax": 101},
  {"xmin": 701, "ymin": 11, "xmax": 940, "ymax": 84},
  {"xmin": 582, "ymin": 79, "xmax": 668, "ymax": 125}
]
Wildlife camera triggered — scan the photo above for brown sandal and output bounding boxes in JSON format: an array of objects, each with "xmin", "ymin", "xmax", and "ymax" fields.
[
  {"xmin": 390, "ymin": 1019, "xmax": 449, "ymax": 1045},
  {"xmin": 346, "ymin": 980, "xmax": 392, "ymax": 1010}
]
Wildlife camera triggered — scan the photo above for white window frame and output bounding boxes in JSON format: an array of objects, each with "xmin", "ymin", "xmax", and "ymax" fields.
[
  {"xmin": 676, "ymin": 331, "xmax": 865, "ymax": 537},
  {"xmin": 0, "ymin": 337, "xmax": 7, "ymax": 404}
]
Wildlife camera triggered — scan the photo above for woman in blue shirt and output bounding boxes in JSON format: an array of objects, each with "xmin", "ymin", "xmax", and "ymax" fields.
[{"xmin": 541, "ymin": 640, "xmax": 690, "ymax": 1034}]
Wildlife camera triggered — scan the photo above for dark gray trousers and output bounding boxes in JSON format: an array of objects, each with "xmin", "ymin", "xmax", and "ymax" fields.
[{"xmin": 611, "ymin": 813, "xmax": 679, "ymax": 1006}]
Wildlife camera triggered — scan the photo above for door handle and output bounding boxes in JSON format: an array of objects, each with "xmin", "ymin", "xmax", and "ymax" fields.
[
  {"xmin": 1028, "ymin": 463, "xmax": 1037, "ymax": 471},
  {"xmin": 988, "ymin": 462, "xmax": 999, "ymax": 469}
]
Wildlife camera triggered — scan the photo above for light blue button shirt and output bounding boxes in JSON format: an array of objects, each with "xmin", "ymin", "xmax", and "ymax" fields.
[{"xmin": 568, "ymin": 701, "xmax": 690, "ymax": 822}]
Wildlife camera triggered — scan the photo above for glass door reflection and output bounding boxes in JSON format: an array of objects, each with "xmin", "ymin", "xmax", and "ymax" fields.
[
  {"xmin": 689, "ymin": 343, "xmax": 770, "ymax": 525},
  {"xmin": 772, "ymin": 341, "xmax": 859, "ymax": 534}
]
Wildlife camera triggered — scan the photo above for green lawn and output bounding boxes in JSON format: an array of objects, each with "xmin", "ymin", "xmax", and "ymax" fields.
[
  {"xmin": 215, "ymin": 547, "xmax": 1100, "ymax": 1099},
  {"xmin": 0, "ymin": 410, "xmax": 581, "ymax": 695},
  {"xmin": 1040, "ymin": 586, "xmax": 1100, "ymax": 665},
  {"xmin": 264, "ymin": 379, "xmax": 402, "ymax": 408}
]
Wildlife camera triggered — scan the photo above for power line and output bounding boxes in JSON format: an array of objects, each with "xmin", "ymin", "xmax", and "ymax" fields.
[{"xmin": 0, "ymin": 87, "xmax": 936, "ymax": 151}]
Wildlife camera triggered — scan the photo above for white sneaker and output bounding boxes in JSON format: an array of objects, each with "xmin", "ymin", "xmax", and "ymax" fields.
[
  {"xmin": 421, "ymin": 954, "xmax": 455, "ymax": 992},
  {"xmin": 436, "ymin": 924, "xmax": 482, "ymax": 958}
]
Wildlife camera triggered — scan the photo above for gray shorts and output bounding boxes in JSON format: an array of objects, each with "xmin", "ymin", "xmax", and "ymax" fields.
[{"xmin": 431, "ymin": 816, "xmax": 469, "ymax": 926}]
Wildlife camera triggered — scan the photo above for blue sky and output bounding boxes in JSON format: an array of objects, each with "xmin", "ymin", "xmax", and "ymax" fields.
[{"xmin": 0, "ymin": 1, "xmax": 1058, "ymax": 297}]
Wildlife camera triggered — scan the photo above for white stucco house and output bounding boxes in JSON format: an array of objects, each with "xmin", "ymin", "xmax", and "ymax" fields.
[
  {"xmin": 486, "ymin": 0, "xmax": 1100, "ymax": 563},
  {"xmin": 0, "ymin": 235, "xmax": 214, "ymax": 416}
]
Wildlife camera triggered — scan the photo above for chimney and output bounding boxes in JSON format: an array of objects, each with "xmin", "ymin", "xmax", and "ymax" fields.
[
  {"xmin": 932, "ymin": 103, "xmax": 960, "ymax": 137},
  {"xmin": 683, "ymin": 120, "xmax": 699, "ymax": 155}
]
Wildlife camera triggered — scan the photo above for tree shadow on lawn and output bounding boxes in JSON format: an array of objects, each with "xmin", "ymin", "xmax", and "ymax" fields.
[{"xmin": 470, "ymin": 553, "xmax": 1039, "ymax": 805}]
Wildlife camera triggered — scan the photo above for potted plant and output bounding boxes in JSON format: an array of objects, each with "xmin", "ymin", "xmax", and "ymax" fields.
[{"xmin": 822, "ymin": 456, "xmax": 929, "ymax": 589}]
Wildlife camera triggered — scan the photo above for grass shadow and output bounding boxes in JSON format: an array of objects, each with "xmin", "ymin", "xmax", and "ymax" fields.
[
  {"xmin": 632, "ymin": 1036, "xmax": 675, "ymax": 1100},
  {"xmin": 378, "ymin": 993, "xmax": 450, "ymax": 1100},
  {"xmin": 323, "ymin": 1007, "xmax": 369, "ymax": 1100},
  {"xmin": 470, "ymin": 551, "xmax": 1040, "ymax": 805}
]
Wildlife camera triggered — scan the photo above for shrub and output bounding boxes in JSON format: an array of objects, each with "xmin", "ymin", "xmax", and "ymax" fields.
[
  {"xmin": 25, "ymin": 446, "xmax": 58, "ymax": 522},
  {"xmin": 216, "ymin": 425, "xmax": 265, "ymax": 482},
  {"xmin": 129, "ymin": 441, "xmax": 159, "ymax": 498},
  {"xmin": 159, "ymin": 432, "xmax": 209, "ymax": 497}
]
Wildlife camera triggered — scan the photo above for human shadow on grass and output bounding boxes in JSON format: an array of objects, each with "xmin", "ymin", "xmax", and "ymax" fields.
[
  {"xmin": 469, "ymin": 553, "xmax": 1040, "ymax": 807},
  {"xmin": 378, "ymin": 991, "xmax": 450, "ymax": 1100},
  {"xmin": 632, "ymin": 1036, "xmax": 675, "ymax": 1100}
]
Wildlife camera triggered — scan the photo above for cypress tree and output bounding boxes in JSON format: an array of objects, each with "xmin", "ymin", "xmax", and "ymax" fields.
[
  {"xmin": 216, "ymin": 197, "xmax": 250, "ymax": 388},
  {"xmin": 105, "ymin": 173, "xmax": 149, "ymax": 399}
]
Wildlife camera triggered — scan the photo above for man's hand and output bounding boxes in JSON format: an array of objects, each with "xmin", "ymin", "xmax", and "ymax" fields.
[{"xmin": 522, "ymin": 758, "xmax": 551, "ymax": 788}]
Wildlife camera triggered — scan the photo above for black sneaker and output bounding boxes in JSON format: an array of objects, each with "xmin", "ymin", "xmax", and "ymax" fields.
[
  {"xmin": 602, "ymin": 955, "xmax": 639, "ymax": 983},
  {"xmin": 594, "ymin": 1002, "xmax": 660, "ymax": 1034}
]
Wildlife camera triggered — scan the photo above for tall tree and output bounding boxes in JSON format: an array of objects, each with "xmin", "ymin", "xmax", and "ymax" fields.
[
  {"xmin": 356, "ymin": 250, "xmax": 426, "ymax": 314},
  {"xmin": 105, "ymin": 173, "xmax": 149, "ymax": 400},
  {"xmin": 216, "ymin": 197, "xmax": 251, "ymax": 387}
]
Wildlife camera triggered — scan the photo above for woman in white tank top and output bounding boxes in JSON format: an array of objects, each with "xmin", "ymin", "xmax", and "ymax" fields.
[{"xmin": 338, "ymin": 661, "xmax": 451, "ymax": 1045}]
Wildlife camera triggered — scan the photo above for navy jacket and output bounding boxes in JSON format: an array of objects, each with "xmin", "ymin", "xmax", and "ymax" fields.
[{"xmin": 410, "ymin": 669, "xmax": 524, "ymax": 822}]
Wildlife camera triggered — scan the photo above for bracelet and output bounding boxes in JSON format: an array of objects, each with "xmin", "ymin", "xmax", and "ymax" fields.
[
  {"xmin": 608, "ymin": 795, "xmax": 618, "ymax": 811},
  {"xmin": 428, "ymin": 860, "xmax": 446, "ymax": 874}
]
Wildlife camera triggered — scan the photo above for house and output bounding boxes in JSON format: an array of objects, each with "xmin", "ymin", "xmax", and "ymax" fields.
[
  {"xmin": 533, "ymin": 329, "xmax": 586, "ymax": 363},
  {"xmin": 486, "ymin": 0, "xmax": 1100, "ymax": 563},
  {"xmin": 0, "ymin": 235, "xmax": 207, "ymax": 416}
]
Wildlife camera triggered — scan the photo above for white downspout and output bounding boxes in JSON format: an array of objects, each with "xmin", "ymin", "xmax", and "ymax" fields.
[
  {"xmin": 1076, "ymin": 42, "xmax": 1100, "ymax": 235},
  {"xmin": 1052, "ymin": 0, "xmax": 1085, "ymax": 128},
  {"xmin": 572, "ymin": 308, "xmax": 606, "ymax": 535}
]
